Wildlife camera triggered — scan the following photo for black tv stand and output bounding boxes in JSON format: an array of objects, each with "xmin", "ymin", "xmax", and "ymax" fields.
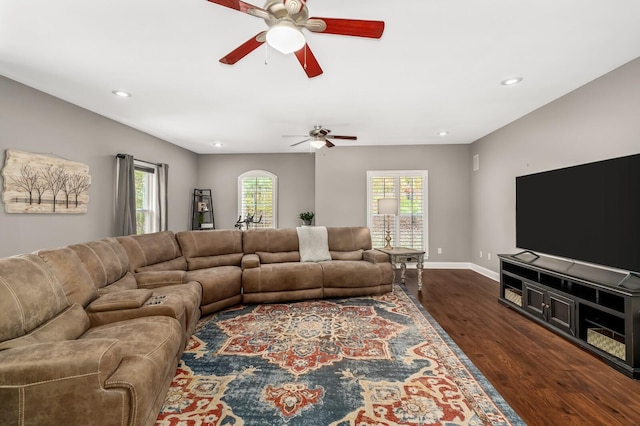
[
  {"xmin": 499, "ymin": 253, "xmax": 640, "ymax": 379},
  {"xmin": 619, "ymin": 272, "xmax": 640, "ymax": 290},
  {"xmin": 511, "ymin": 250, "xmax": 540, "ymax": 261}
]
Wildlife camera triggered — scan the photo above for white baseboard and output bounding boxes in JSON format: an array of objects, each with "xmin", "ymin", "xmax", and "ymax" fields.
[
  {"xmin": 404, "ymin": 262, "xmax": 500, "ymax": 282},
  {"xmin": 469, "ymin": 263, "xmax": 499, "ymax": 282},
  {"xmin": 423, "ymin": 262, "xmax": 472, "ymax": 269}
]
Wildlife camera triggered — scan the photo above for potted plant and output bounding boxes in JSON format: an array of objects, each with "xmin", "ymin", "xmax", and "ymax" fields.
[{"xmin": 298, "ymin": 211, "xmax": 314, "ymax": 226}]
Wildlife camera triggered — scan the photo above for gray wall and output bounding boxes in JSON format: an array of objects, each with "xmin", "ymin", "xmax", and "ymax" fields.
[
  {"xmin": 4, "ymin": 55, "xmax": 639, "ymax": 269},
  {"xmin": 315, "ymin": 145, "xmax": 472, "ymax": 262},
  {"xmin": 0, "ymin": 76, "xmax": 199, "ymax": 257},
  {"xmin": 198, "ymin": 153, "xmax": 315, "ymax": 230},
  {"xmin": 471, "ymin": 57, "xmax": 640, "ymax": 272}
]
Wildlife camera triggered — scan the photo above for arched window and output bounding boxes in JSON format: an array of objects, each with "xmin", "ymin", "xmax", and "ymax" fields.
[{"xmin": 238, "ymin": 170, "xmax": 277, "ymax": 228}]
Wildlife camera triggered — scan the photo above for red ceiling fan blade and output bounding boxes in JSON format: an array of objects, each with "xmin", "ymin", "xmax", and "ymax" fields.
[
  {"xmin": 325, "ymin": 140, "xmax": 336, "ymax": 148},
  {"xmin": 326, "ymin": 135, "xmax": 357, "ymax": 140},
  {"xmin": 219, "ymin": 32, "xmax": 266, "ymax": 65},
  {"xmin": 294, "ymin": 44, "xmax": 323, "ymax": 78},
  {"xmin": 306, "ymin": 18, "xmax": 385, "ymax": 38},
  {"xmin": 207, "ymin": 0, "xmax": 267, "ymax": 17}
]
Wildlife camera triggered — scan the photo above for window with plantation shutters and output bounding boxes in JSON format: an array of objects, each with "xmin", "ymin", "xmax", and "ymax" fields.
[
  {"xmin": 366, "ymin": 170, "xmax": 428, "ymax": 252},
  {"xmin": 238, "ymin": 170, "xmax": 277, "ymax": 228}
]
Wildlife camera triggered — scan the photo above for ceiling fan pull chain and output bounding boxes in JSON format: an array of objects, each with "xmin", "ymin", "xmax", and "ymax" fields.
[
  {"xmin": 265, "ymin": 43, "xmax": 269, "ymax": 65},
  {"xmin": 304, "ymin": 44, "xmax": 307, "ymax": 70}
]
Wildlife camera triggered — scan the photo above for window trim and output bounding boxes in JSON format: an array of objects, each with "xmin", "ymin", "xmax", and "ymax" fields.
[
  {"xmin": 134, "ymin": 160, "xmax": 159, "ymax": 234},
  {"xmin": 366, "ymin": 170, "xmax": 428, "ymax": 254},
  {"xmin": 237, "ymin": 170, "xmax": 278, "ymax": 229}
]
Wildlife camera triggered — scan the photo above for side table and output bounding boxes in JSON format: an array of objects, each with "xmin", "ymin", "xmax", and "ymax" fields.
[{"xmin": 377, "ymin": 247, "xmax": 426, "ymax": 290}]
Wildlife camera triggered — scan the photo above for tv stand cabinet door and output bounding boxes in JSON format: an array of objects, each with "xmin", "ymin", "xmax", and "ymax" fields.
[
  {"xmin": 523, "ymin": 283, "xmax": 576, "ymax": 336},
  {"xmin": 524, "ymin": 283, "xmax": 546, "ymax": 320},
  {"xmin": 547, "ymin": 291, "xmax": 575, "ymax": 336}
]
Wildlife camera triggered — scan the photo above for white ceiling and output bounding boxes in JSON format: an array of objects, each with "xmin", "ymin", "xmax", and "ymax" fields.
[{"xmin": 2, "ymin": 0, "xmax": 640, "ymax": 154}]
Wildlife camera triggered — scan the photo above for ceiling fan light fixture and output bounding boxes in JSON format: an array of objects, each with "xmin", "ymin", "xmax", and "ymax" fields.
[
  {"xmin": 266, "ymin": 21, "xmax": 305, "ymax": 54},
  {"xmin": 310, "ymin": 139, "xmax": 326, "ymax": 149}
]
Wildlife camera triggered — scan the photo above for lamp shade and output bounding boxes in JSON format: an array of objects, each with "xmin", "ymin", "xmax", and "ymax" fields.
[
  {"xmin": 266, "ymin": 21, "xmax": 305, "ymax": 54},
  {"xmin": 378, "ymin": 198, "xmax": 397, "ymax": 215}
]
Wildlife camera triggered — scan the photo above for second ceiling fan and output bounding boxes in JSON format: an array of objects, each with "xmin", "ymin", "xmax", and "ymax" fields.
[
  {"xmin": 290, "ymin": 125, "xmax": 357, "ymax": 149},
  {"xmin": 207, "ymin": 0, "xmax": 385, "ymax": 78}
]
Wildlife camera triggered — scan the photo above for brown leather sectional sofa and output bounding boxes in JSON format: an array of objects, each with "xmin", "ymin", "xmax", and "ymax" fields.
[{"xmin": 0, "ymin": 226, "xmax": 392, "ymax": 426}]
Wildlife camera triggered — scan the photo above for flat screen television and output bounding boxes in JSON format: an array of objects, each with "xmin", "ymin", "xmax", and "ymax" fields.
[{"xmin": 516, "ymin": 153, "xmax": 640, "ymax": 274}]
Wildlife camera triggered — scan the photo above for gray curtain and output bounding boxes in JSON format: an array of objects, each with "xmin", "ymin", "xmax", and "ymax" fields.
[
  {"xmin": 115, "ymin": 154, "xmax": 136, "ymax": 236},
  {"xmin": 157, "ymin": 163, "xmax": 169, "ymax": 231}
]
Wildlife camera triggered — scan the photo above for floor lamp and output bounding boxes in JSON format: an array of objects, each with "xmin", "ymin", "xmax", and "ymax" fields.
[{"xmin": 378, "ymin": 198, "xmax": 398, "ymax": 249}]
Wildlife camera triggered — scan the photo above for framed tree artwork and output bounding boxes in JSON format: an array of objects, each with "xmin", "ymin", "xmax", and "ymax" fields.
[{"xmin": 1, "ymin": 149, "xmax": 91, "ymax": 214}]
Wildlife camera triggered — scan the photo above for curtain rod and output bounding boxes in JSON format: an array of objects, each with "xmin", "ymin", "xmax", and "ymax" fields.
[{"xmin": 116, "ymin": 153, "xmax": 161, "ymax": 167}]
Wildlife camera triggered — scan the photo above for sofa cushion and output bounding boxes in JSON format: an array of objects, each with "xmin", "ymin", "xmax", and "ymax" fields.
[
  {"xmin": 134, "ymin": 270, "xmax": 187, "ymax": 288},
  {"xmin": 176, "ymin": 230, "xmax": 243, "ymax": 270},
  {"xmin": 117, "ymin": 231, "xmax": 187, "ymax": 272},
  {"xmin": 330, "ymin": 249, "xmax": 364, "ymax": 261},
  {"xmin": 321, "ymin": 260, "xmax": 390, "ymax": 288},
  {"xmin": 327, "ymin": 226, "xmax": 373, "ymax": 251},
  {"xmin": 37, "ymin": 247, "xmax": 98, "ymax": 307},
  {"xmin": 69, "ymin": 238, "xmax": 130, "ymax": 290},
  {"xmin": 0, "ymin": 254, "xmax": 69, "ymax": 343},
  {"xmin": 242, "ymin": 262, "xmax": 323, "ymax": 293},
  {"xmin": 257, "ymin": 251, "xmax": 300, "ymax": 264},
  {"xmin": 186, "ymin": 266, "xmax": 242, "ymax": 306},
  {"xmin": 86, "ymin": 289, "xmax": 153, "ymax": 312},
  {"xmin": 0, "ymin": 304, "xmax": 89, "ymax": 351},
  {"xmin": 136, "ymin": 256, "xmax": 188, "ymax": 272},
  {"xmin": 96, "ymin": 272, "xmax": 138, "ymax": 295},
  {"xmin": 186, "ymin": 253, "xmax": 244, "ymax": 270},
  {"xmin": 242, "ymin": 228, "xmax": 299, "ymax": 254}
]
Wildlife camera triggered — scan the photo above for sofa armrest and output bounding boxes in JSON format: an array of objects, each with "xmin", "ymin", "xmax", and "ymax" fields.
[
  {"xmin": 363, "ymin": 249, "xmax": 390, "ymax": 264},
  {"xmin": 86, "ymin": 289, "xmax": 153, "ymax": 312},
  {"xmin": 0, "ymin": 338, "xmax": 122, "ymax": 386},
  {"xmin": 134, "ymin": 270, "xmax": 187, "ymax": 289},
  {"xmin": 241, "ymin": 253, "xmax": 260, "ymax": 269}
]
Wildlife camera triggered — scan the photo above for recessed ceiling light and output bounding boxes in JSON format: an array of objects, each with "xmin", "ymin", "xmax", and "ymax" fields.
[
  {"xmin": 501, "ymin": 77, "xmax": 523, "ymax": 86},
  {"xmin": 210, "ymin": 142, "xmax": 224, "ymax": 148},
  {"xmin": 437, "ymin": 131, "xmax": 449, "ymax": 136},
  {"xmin": 112, "ymin": 90, "xmax": 131, "ymax": 97}
]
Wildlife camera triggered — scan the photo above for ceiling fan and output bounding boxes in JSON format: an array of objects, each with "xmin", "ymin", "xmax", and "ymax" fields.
[
  {"xmin": 207, "ymin": 0, "xmax": 385, "ymax": 78},
  {"xmin": 290, "ymin": 125, "xmax": 357, "ymax": 149}
]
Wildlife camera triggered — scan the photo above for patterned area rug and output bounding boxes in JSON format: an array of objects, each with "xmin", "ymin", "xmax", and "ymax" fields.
[{"xmin": 156, "ymin": 285, "xmax": 524, "ymax": 425}]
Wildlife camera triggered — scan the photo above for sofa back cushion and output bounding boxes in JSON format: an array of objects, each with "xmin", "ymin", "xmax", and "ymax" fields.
[
  {"xmin": 327, "ymin": 227, "xmax": 373, "ymax": 252},
  {"xmin": 256, "ymin": 251, "xmax": 301, "ymax": 264},
  {"xmin": 116, "ymin": 231, "xmax": 187, "ymax": 272},
  {"xmin": 0, "ymin": 304, "xmax": 89, "ymax": 351},
  {"xmin": 242, "ymin": 228, "xmax": 299, "ymax": 254},
  {"xmin": 37, "ymin": 247, "xmax": 98, "ymax": 307},
  {"xmin": 176, "ymin": 230, "xmax": 243, "ymax": 270},
  {"xmin": 69, "ymin": 238, "xmax": 137, "ymax": 293},
  {"xmin": 329, "ymin": 249, "xmax": 364, "ymax": 261},
  {"xmin": 0, "ymin": 254, "xmax": 70, "ymax": 343}
]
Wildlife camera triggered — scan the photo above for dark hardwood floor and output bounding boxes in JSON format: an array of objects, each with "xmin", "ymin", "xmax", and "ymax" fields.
[{"xmin": 403, "ymin": 268, "xmax": 640, "ymax": 426}]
